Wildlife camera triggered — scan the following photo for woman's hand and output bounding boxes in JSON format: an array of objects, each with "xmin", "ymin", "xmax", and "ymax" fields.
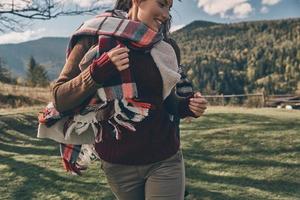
[
  {"xmin": 107, "ymin": 44, "xmax": 130, "ymax": 71},
  {"xmin": 189, "ymin": 92, "xmax": 207, "ymax": 118}
]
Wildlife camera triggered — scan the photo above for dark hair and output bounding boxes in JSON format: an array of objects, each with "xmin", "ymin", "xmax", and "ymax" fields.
[
  {"xmin": 162, "ymin": 17, "xmax": 172, "ymax": 40},
  {"xmin": 114, "ymin": 0, "xmax": 171, "ymax": 38},
  {"xmin": 114, "ymin": 0, "xmax": 132, "ymax": 12},
  {"xmin": 166, "ymin": 37, "xmax": 181, "ymax": 64}
]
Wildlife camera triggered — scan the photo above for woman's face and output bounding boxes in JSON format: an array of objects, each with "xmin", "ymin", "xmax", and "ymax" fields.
[{"xmin": 134, "ymin": 0, "xmax": 172, "ymax": 32}]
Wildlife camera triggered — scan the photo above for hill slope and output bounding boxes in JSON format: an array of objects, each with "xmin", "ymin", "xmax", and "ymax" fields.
[
  {"xmin": 172, "ymin": 18, "xmax": 300, "ymax": 95},
  {"xmin": 0, "ymin": 37, "xmax": 68, "ymax": 80},
  {"xmin": 1, "ymin": 18, "xmax": 300, "ymax": 95}
]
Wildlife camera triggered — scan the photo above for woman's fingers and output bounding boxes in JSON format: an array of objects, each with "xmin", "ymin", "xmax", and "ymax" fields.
[
  {"xmin": 189, "ymin": 106, "xmax": 205, "ymax": 117},
  {"xmin": 117, "ymin": 63, "xmax": 129, "ymax": 71},
  {"xmin": 111, "ymin": 53, "xmax": 129, "ymax": 64},
  {"xmin": 189, "ymin": 102, "xmax": 207, "ymax": 109},
  {"xmin": 109, "ymin": 45, "xmax": 129, "ymax": 55},
  {"xmin": 193, "ymin": 92, "xmax": 202, "ymax": 97},
  {"xmin": 118, "ymin": 57, "xmax": 130, "ymax": 65},
  {"xmin": 107, "ymin": 45, "xmax": 130, "ymax": 71},
  {"xmin": 190, "ymin": 98, "xmax": 207, "ymax": 108},
  {"xmin": 189, "ymin": 103, "xmax": 205, "ymax": 111},
  {"xmin": 109, "ymin": 50, "xmax": 129, "ymax": 62},
  {"xmin": 190, "ymin": 97, "xmax": 207, "ymax": 104},
  {"xmin": 188, "ymin": 92, "xmax": 208, "ymax": 117},
  {"xmin": 115, "ymin": 58, "xmax": 129, "ymax": 69},
  {"xmin": 110, "ymin": 44, "xmax": 129, "ymax": 54},
  {"xmin": 110, "ymin": 48, "xmax": 129, "ymax": 57},
  {"xmin": 118, "ymin": 52, "xmax": 130, "ymax": 60}
]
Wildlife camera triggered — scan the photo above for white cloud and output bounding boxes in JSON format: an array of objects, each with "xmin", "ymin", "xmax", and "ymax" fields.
[
  {"xmin": 170, "ymin": 24, "xmax": 185, "ymax": 32},
  {"xmin": 260, "ymin": 6, "xmax": 269, "ymax": 13},
  {"xmin": 0, "ymin": 29, "xmax": 46, "ymax": 44},
  {"xmin": 262, "ymin": 0, "xmax": 281, "ymax": 6},
  {"xmin": 196, "ymin": 0, "xmax": 253, "ymax": 19},
  {"xmin": 1, "ymin": 0, "xmax": 114, "ymax": 9},
  {"xmin": 260, "ymin": 0, "xmax": 281, "ymax": 15},
  {"xmin": 233, "ymin": 3, "xmax": 252, "ymax": 18},
  {"xmin": 57, "ymin": 0, "xmax": 115, "ymax": 8}
]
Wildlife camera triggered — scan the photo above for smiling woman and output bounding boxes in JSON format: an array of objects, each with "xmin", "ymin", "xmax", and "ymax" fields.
[
  {"xmin": 127, "ymin": 0, "xmax": 173, "ymax": 31},
  {"xmin": 37, "ymin": 0, "xmax": 207, "ymax": 199}
]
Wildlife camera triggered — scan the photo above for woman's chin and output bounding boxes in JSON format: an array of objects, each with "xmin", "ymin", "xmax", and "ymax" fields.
[
  {"xmin": 143, "ymin": 23, "xmax": 159, "ymax": 32},
  {"xmin": 151, "ymin": 27, "xmax": 159, "ymax": 32}
]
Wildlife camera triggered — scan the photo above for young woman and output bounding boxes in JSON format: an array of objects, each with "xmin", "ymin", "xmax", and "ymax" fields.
[{"xmin": 51, "ymin": 0, "xmax": 207, "ymax": 199}]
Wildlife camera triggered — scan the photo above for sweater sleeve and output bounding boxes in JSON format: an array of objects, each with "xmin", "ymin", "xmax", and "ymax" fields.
[
  {"xmin": 89, "ymin": 52, "xmax": 119, "ymax": 84},
  {"xmin": 52, "ymin": 36, "xmax": 118, "ymax": 113},
  {"xmin": 164, "ymin": 89, "xmax": 196, "ymax": 118}
]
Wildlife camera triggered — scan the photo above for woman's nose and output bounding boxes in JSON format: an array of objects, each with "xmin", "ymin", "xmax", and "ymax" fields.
[{"xmin": 161, "ymin": 8, "xmax": 170, "ymax": 22}]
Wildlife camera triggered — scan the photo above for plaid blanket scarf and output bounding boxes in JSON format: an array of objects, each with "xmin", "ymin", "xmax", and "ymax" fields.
[{"xmin": 38, "ymin": 10, "xmax": 180, "ymax": 175}]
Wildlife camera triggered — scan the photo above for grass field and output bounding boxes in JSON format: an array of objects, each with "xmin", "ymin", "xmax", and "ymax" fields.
[
  {"xmin": 0, "ymin": 82, "xmax": 51, "ymax": 108},
  {"xmin": 0, "ymin": 106, "xmax": 299, "ymax": 200}
]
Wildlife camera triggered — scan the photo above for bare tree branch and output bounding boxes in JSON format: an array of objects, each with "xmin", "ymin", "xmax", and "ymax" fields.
[{"xmin": 0, "ymin": 0, "xmax": 110, "ymax": 32}]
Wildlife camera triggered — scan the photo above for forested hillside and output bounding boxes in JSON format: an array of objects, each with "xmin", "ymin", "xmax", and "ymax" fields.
[
  {"xmin": 1, "ymin": 18, "xmax": 299, "ymax": 95},
  {"xmin": 173, "ymin": 18, "xmax": 300, "ymax": 95}
]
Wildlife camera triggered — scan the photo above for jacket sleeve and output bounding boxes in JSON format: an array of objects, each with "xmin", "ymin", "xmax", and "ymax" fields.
[
  {"xmin": 164, "ymin": 89, "xmax": 196, "ymax": 118},
  {"xmin": 52, "ymin": 36, "xmax": 118, "ymax": 113}
]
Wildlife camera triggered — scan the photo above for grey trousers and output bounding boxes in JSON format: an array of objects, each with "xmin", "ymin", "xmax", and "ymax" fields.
[{"xmin": 100, "ymin": 150, "xmax": 185, "ymax": 200}]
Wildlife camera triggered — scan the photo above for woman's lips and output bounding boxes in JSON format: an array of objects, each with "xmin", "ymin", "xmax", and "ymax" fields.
[{"xmin": 154, "ymin": 19, "xmax": 163, "ymax": 29}]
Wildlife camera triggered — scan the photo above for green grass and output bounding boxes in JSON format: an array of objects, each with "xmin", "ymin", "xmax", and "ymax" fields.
[{"xmin": 0, "ymin": 106, "xmax": 299, "ymax": 200}]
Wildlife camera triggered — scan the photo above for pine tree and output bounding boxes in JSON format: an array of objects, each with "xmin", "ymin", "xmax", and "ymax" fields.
[
  {"xmin": 27, "ymin": 56, "xmax": 36, "ymax": 86},
  {"xmin": 26, "ymin": 56, "xmax": 49, "ymax": 87},
  {"xmin": 0, "ymin": 57, "xmax": 12, "ymax": 83},
  {"xmin": 35, "ymin": 64, "xmax": 49, "ymax": 87}
]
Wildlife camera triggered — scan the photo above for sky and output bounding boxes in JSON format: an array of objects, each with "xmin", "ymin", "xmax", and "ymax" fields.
[{"xmin": 0, "ymin": 0, "xmax": 299, "ymax": 44}]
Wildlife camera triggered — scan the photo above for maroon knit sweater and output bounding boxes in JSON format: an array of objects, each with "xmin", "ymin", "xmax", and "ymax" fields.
[
  {"xmin": 94, "ymin": 49, "xmax": 189, "ymax": 165},
  {"xmin": 52, "ymin": 36, "xmax": 193, "ymax": 165}
]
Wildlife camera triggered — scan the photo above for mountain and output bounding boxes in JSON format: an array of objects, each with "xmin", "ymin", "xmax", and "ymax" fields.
[
  {"xmin": 0, "ymin": 37, "xmax": 68, "ymax": 80},
  {"xmin": 0, "ymin": 21, "xmax": 218, "ymax": 81},
  {"xmin": 1, "ymin": 18, "xmax": 300, "ymax": 95},
  {"xmin": 179, "ymin": 20, "xmax": 219, "ymax": 31},
  {"xmin": 172, "ymin": 18, "xmax": 300, "ymax": 95}
]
